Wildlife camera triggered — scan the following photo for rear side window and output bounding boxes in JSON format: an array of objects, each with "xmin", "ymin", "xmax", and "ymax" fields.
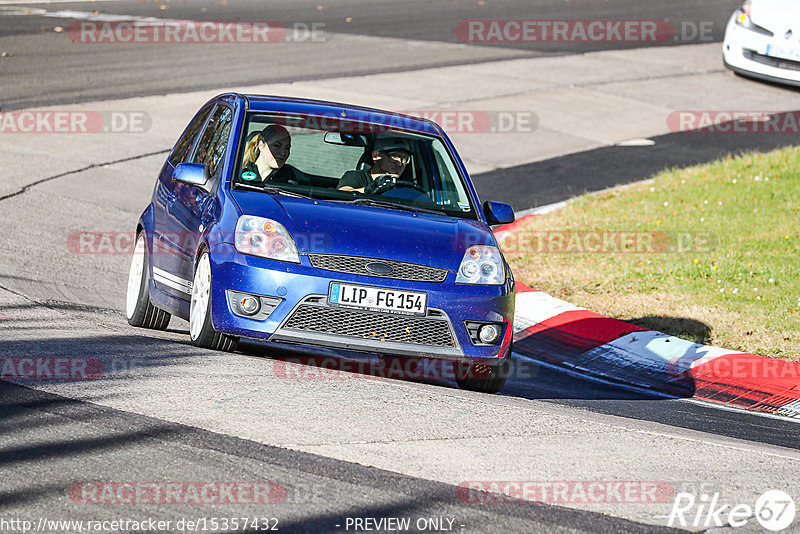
[
  {"xmin": 169, "ymin": 106, "xmax": 212, "ymax": 166},
  {"xmin": 193, "ymin": 105, "xmax": 233, "ymax": 176}
]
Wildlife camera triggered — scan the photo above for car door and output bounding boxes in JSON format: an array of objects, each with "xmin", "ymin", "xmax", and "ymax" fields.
[
  {"xmin": 163, "ymin": 103, "xmax": 234, "ymax": 295},
  {"xmin": 151, "ymin": 104, "xmax": 213, "ymax": 299}
]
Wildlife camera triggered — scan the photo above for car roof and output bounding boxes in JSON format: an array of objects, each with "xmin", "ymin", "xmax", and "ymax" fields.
[{"xmin": 240, "ymin": 94, "xmax": 441, "ymax": 136}]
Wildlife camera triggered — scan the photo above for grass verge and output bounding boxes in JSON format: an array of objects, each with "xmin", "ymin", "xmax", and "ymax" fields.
[{"xmin": 504, "ymin": 146, "xmax": 800, "ymax": 362}]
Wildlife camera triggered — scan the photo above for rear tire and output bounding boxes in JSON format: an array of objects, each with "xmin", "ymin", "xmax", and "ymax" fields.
[
  {"xmin": 126, "ymin": 234, "xmax": 170, "ymax": 330},
  {"xmin": 455, "ymin": 344, "xmax": 511, "ymax": 394},
  {"xmin": 189, "ymin": 251, "xmax": 238, "ymax": 352}
]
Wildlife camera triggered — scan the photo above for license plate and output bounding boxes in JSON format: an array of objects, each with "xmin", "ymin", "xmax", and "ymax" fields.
[
  {"xmin": 328, "ymin": 282, "xmax": 427, "ymax": 316},
  {"xmin": 765, "ymin": 44, "xmax": 800, "ymax": 62}
]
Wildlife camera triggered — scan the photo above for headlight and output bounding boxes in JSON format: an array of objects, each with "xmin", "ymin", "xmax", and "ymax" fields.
[
  {"xmin": 235, "ymin": 216, "xmax": 300, "ymax": 263},
  {"xmin": 456, "ymin": 245, "xmax": 505, "ymax": 285},
  {"xmin": 734, "ymin": 1, "xmax": 774, "ymax": 36},
  {"xmin": 740, "ymin": 0, "xmax": 752, "ymax": 18},
  {"xmin": 736, "ymin": 0, "xmax": 752, "ymax": 26}
]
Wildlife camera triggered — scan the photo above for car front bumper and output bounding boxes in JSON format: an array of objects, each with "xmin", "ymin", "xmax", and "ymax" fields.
[
  {"xmin": 207, "ymin": 244, "xmax": 515, "ymax": 364},
  {"xmin": 723, "ymin": 14, "xmax": 800, "ymax": 86}
]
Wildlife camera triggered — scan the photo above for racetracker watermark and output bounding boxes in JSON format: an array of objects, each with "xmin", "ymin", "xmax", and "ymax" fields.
[
  {"xmin": 68, "ymin": 20, "xmax": 325, "ymax": 43},
  {"xmin": 457, "ymin": 481, "xmax": 674, "ymax": 504},
  {"xmin": 69, "ymin": 482, "xmax": 287, "ymax": 505},
  {"xmin": 0, "ymin": 111, "xmax": 151, "ymax": 134},
  {"xmin": 273, "ymin": 357, "xmax": 535, "ymax": 382},
  {"xmin": 456, "ymin": 20, "xmax": 714, "ymax": 44},
  {"xmin": 264, "ymin": 111, "xmax": 535, "ymax": 134},
  {"xmin": 0, "ymin": 517, "xmax": 279, "ymax": 533},
  {"xmin": 0, "ymin": 357, "xmax": 153, "ymax": 380},
  {"xmin": 493, "ymin": 230, "xmax": 718, "ymax": 254},
  {"xmin": 667, "ymin": 355, "xmax": 800, "ymax": 381},
  {"xmin": 668, "ymin": 111, "xmax": 800, "ymax": 134},
  {"xmin": 66, "ymin": 232, "xmax": 328, "ymax": 255},
  {"xmin": 0, "ymin": 357, "xmax": 103, "ymax": 380},
  {"xmin": 402, "ymin": 110, "xmax": 537, "ymax": 134}
]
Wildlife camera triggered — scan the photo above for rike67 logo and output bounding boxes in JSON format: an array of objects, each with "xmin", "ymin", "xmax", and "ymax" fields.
[{"xmin": 668, "ymin": 490, "xmax": 796, "ymax": 531}]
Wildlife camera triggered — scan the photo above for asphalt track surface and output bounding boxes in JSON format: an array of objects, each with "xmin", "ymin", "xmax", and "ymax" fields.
[
  {"xmin": 0, "ymin": 0, "xmax": 744, "ymax": 110},
  {"xmin": 0, "ymin": 375, "xmax": 685, "ymax": 534},
  {"xmin": 2, "ymin": 1, "xmax": 800, "ymax": 533},
  {"xmin": 0, "ymin": 382, "xmax": 681, "ymax": 534}
]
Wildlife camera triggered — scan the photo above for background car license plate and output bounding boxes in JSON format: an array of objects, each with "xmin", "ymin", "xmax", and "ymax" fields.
[
  {"xmin": 328, "ymin": 282, "xmax": 427, "ymax": 316},
  {"xmin": 765, "ymin": 44, "xmax": 800, "ymax": 62}
]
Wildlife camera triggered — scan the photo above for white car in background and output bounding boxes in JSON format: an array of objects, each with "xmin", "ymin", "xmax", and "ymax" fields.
[{"xmin": 723, "ymin": 0, "xmax": 800, "ymax": 87}]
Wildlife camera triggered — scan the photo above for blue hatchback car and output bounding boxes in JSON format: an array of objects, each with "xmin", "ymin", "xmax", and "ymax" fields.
[{"xmin": 126, "ymin": 93, "xmax": 516, "ymax": 393}]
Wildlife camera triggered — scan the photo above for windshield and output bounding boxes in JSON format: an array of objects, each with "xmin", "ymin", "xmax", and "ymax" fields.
[{"xmin": 232, "ymin": 112, "xmax": 478, "ymax": 219}]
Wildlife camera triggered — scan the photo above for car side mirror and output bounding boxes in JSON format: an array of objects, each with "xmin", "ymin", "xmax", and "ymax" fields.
[
  {"xmin": 483, "ymin": 201, "xmax": 515, "ymax": 225},
  {"xmin": 173, "ymin": 162, "xmax": 209, "ymax": 187}
]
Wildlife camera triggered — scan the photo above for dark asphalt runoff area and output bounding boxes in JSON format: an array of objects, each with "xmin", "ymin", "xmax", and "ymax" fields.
[{"xmin": 473, "ymin": 117, "xmax": 800, "ymax": 211}]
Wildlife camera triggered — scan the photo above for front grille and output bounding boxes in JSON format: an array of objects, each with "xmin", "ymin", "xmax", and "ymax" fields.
[
  {"xmin": 281, "ymin": 304, "xmax": 456, "ymax": 347},
  {"xmin": 307, "ymin": 254, "xmax": 448, "ymax": 283},
  {"xmin": 743, "ymin": 48, "xmax": 800, "ymax": 72}
]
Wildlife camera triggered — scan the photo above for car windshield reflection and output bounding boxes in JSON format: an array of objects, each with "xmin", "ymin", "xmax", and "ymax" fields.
[{"xmin": 232, "ymin": 113, "xmax": 477, "ymax": 219}]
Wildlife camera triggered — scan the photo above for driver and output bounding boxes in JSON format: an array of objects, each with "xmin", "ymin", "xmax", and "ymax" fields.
[{"xmin": 337, "ymin": 137, "xmax": 411, "ymax": 194}]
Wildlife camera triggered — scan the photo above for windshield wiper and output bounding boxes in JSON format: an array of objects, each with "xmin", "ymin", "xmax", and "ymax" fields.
[
  {"xmin": 352, "ymin": 198, "xmax": 445, "ymax": 216},
  {"xmin": 233, "ymin": 182, "xmax": 313, "ymax": 199}
]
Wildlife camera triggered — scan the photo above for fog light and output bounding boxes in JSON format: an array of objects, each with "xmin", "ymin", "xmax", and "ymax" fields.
[
  {"xmin": 227, "ymin": 290, "xmax": 282, "ymax": 321},
  {"xmin": 478, "ymin": 324, "xmax": 501, "ymax": 344},
  {"xmin": 239, "ymin": 295, "xmax": 260, "ymax": 315}
]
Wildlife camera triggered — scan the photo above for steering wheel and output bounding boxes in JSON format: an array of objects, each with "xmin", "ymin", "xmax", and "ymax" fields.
[{"xmin": 379, "ymin": 179, "xmax": 427, "ymax": 195}]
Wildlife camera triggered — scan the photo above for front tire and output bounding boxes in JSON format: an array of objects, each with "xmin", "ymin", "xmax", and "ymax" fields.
[
  {"xmin": 126, "ymin": 234, "xmax": 170, "ymax": 330},
  {"xmin": 189, "ymin": 251, "xmax": 238, "ymax": 352}
]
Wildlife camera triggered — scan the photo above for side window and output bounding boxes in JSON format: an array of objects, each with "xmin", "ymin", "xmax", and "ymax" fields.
[
  {"xmin": 193, "ymin": 105, "xmax": 233, "ymax": 176},
  {"xmin": 430, "ymin": 139, "xmax": 473, "ymax": 213},
  {"xmin": 169, "ymin": 106, "xmax": 212, "ymax": 166}
]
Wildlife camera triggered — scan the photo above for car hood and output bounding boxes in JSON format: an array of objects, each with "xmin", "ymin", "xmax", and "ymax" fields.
[
  {"xmin": 751, "ymin": 0, "xmax": 800, "ymax": 32},
  {"xmin": 230, "ymin": 190, "xmax": 495, "ymax": 270}
]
